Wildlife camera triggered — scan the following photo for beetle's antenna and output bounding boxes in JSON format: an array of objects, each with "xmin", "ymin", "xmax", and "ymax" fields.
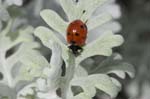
[
  {"xmin": 84, "ymin": 19, "xmax": 88, "ymax": 24},
  {"xmin": 78, "ymin": 10, "xmax": 88, "ymax": 23}
]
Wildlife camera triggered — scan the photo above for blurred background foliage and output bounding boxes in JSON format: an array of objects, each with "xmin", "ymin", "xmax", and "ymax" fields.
[
  {"xmin": 1, "ymin": 0, "xmax": 150, "ymax": 99},
  {"xmin": 117, "ymin": 0, "xmax": 150, "ymax": 99}
]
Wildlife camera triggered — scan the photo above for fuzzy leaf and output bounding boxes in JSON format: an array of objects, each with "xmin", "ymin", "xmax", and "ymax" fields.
[
  {"xmin": 76, "ymin": 32, "xmax": 124, "ymax": 65},
  {"xmin": 110, "ymin": 77, "xmax": 122, "ymax": 88},
  {"xmin": 0, "ymin": 22, "xmax": 41, "ymax": 88},
  {"xmin": 75, "ymin": 65, "xmax": 88, "ymax": 78},
  {"xmin": 91, "ymin": 54, "xmax": 135, "ymax": 78},
  {"xmin": 17, "ymin": 83, "xmax": 36, "ymax": 99},
  {"xmin": 87, "ymin": 13, "xmax": 112, "ymax": 31},
  {"xmin": 71, "ymin": 74, "xmax": 120, "ymax": 98},
  {"xmin": 0, "ymin": 84, "xmax": 16, "ymax": 99},
  {"xmin": 40, "ymin": 9, "xmax": 68, "ymax": 38},
  {"xmin": 59, "ymin": 0, "xmax": 107, "ymax": 22},
  {"xmin": 18, "ymin": 47, "xmax": 50, "ymax": 81},
  {"xmin": 34, "ymin": 26, "xmax": 66, "ymax": 49},
  {"xmin": 59, "ymin": 0, "xmax": 77, "ymax": 21},
  {"xmin": 17, "ymin": 42, "xmax": 63, "ymax": 99},
  {"xmin": 73, "ymin": 93, "xmax": 91, "ymax": 99},
  {"xmin": 97, "ymin": 21, "xmax": 122, "ymax": 33},
  {"xmin": 34, "ymin": 26, "xmax": 69, "ymax": 63},
  {"xmin": 6, "ymin": 42, "xmax": 39, "ymax": 70},
  {"xmin": 79, "ymin": 0, "xmax": 107, "ymax": 22},
  {"xmin": 0, "ymin": 24, "xmax": 34, "ymax": 51}
]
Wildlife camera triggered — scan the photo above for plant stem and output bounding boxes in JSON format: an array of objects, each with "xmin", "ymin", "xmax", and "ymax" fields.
[
  {"xmin": 61, "ymin": 52, "xmax": 75, "ymax": 99},
  {"xmin": 0, "ymin": 51, "xmax": 13, "ymax": 87}
]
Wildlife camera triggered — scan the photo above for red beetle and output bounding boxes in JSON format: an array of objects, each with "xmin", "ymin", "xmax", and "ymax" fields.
[{"xmin": 66, "ymin": 20, "xmax": 88, "ymax": 55}]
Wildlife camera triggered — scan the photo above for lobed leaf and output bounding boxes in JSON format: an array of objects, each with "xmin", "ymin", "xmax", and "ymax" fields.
[
  {"xmin": 0, "ymin": 23, "xmax": 41, "ymax": 88},
  {"xmin": 40, "ymin": 9, "xmax": 68, "ymax": 38},
  {"xmin": 74, "ymin": 65, "xmax": 88, "ymax": 78},
  {"xmin": 71, "ymin": 74, "xmax": 120, "ymax": 98},
  {"xmin": 76, "ymin": 32, "xmax": 124, "ymax": 65},
  {"xmin": 18, "ymin": 48, "xmax": 50, "ymax": 81},
  {"xmin": 91, "ymin": 54, "xmax": 135, "ymax": 78},
  {"xmin": 79, "ymin": 0, "xmax": 107, "ymax": 22},
  {"xmin": 87, "ymin": 13, "xmax": 112, "ymax": 31},
  {"xmin": 59, "ymin": 0, "xmax": 77, "ymax": 21},
  {"xmin": 34, "ymin": 26, "xmax": 69, "ymax": 63}
]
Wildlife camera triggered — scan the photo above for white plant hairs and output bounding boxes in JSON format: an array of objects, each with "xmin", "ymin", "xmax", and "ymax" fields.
[{"xmin": 0, "ymin": 0, "xmax": 135, "ymax": 99}]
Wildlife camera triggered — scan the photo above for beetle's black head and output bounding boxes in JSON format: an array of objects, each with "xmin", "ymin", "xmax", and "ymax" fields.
[{"xmin": 68, "ymin": 45, "xmax": 83, "ymax": 56}]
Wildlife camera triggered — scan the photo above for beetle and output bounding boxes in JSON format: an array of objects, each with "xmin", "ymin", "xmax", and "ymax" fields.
[{"xmin": 66, "ymin": 20, "xmax": 88, "ymax": 55}]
